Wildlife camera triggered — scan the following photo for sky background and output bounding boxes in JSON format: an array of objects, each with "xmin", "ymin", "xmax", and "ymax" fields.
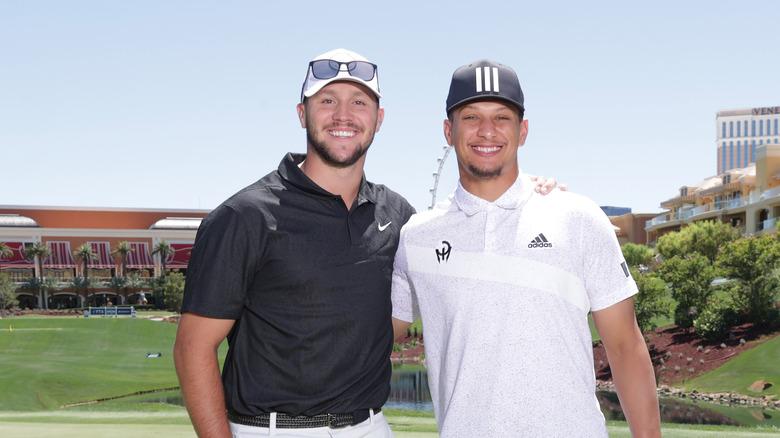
[{"xmin": 2, "ymin": 1, "xmax": 779, "ymax": 215}]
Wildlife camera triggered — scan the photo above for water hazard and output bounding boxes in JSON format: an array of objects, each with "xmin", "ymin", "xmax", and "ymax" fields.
[
  {"xmin": 386, "ymin": 368, "xmax": 780, "ymax": 429},
  {"xmin": 136, "ymin": 368, "xmax": 780, "ymax": 428}
]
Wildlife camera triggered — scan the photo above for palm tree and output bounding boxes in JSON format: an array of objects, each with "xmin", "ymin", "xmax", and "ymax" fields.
[
  {"xmin": 86, "ymin": 277, "xmax": 103, "ymax": 306},
  {"xmin": 125, "ymin": 273, "xmax": 147, "ymax": 304},
  {"xmin": 0, "ymin": 241, "xmax": 12, "ymax": 262},
  {"xmin": 24, "ymin": 241, "xmax": 52, "ymax": 281},
  {"xmin": 151, "ymin": 240, "xmax": 174, "ymax": 278},
  {"xmin": 73, "ymin": 243, "xmax": 97, "ymax": 282},
  {"xmin": 22, "ymin": 276, "xmax": 60, "ymax": 310},
  {"xmin": 111, "ymin": 241, "xmax": 134, "ymax": 278},
  {"xmin": 24, "ymin": 242, "xmax": 52, "ymax": 308},
  {"xmin": 107, "ymin": 276, "xmax": 126, "ymax": 305},
  {"xmin": 69, "ymin": 277, "xmax": 89, "ymax": 308}
]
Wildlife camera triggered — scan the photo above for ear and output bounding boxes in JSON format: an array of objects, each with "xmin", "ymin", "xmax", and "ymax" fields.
[
  {"xmin": 297, "ymin": 103, "xmax": 306, "ymax": 129},
  {"xmin": 443, "ymin": 119, "xmax": 454, "ymax": 146},
  {"xmin": 375, "ymin": 107, "xmax": 385, "ymax": 133},
  {"xmin": 518, "ymin": 119, "xmax": 529, "ymax": 147}
]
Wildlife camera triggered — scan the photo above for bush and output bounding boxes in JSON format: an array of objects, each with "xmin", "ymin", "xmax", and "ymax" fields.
[
  {"xmin": 631, "ymin": 268, "xmax": 673, "ymax": 333},
  {"xmin": 693, "ymin": 301, "xmax": 738, "ymax": 341}
]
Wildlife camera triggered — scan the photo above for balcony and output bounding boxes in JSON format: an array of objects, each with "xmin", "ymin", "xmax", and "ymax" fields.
[{"xmin": 647, "ymin": 186, "xmax": 780, "ymax": 230}]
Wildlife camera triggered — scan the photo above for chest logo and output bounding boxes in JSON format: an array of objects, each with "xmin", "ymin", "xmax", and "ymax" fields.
[
  {"xmin": 436, "ymin": 240, "xmax": 452, "ymax": 263},
  {"xmin": 528, "ymin": 233, "xmax": 553, "ymax": 248},
  {"xmin": 378, "ymin": 221, "xmax": 392, "ymax": 231}
]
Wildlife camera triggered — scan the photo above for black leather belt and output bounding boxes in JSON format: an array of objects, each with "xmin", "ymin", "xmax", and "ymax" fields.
[{"xmin": 227, "ymin": 408, "xmax": 380, "ymax": 429}]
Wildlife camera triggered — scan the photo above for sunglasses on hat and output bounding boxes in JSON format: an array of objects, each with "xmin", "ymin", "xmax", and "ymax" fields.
[{"xmin": 309, "ymin": 60, "xmax": 377, "ymax": 81}]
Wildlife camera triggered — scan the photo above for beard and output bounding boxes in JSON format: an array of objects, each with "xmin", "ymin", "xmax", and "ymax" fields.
[
  {"xmin": 466, "ymin": 163, "xmax": 503, "ymax": 179},
  {"xmin": 306, "ymin": 120, "xmax": 376, "ymax": 169}
]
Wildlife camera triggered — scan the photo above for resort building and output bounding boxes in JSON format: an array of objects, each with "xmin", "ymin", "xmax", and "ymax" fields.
[
  {"xmin": 716, "ymin": 106, "xmax": 780, "ymax": 175},
  {"xmin": 647, "ymin": 109, "xmax": 780, "ymax": 243},
  {"xmin": 0, "ymin": 205, "xmax": 208, "ymax": 310}
]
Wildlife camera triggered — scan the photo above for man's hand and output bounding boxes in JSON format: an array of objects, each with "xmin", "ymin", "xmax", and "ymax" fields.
[{"xmin": 529, "ymin": 175, "xmax": 568, "ymax": 194}]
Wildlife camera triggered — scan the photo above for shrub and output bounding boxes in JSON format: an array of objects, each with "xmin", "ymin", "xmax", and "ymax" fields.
[{"xmin": 693, "ymin": 301, "xmax": 738, "ymax": 341}]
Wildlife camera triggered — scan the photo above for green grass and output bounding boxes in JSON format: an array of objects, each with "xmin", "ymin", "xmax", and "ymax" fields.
[
  {"xmin": 679, "ymin": 332, "xmax": 780, "ymax": 398},
  {"xmin": 0, "ymin": 317, "xmax": 187, "ymax": 411},
  {"xmin": 3, "ymin": 315, "xmax": 780, "ymax": 438}
]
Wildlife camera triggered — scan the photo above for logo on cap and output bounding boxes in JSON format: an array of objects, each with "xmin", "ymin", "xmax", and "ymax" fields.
[{"xmin": 475, "ymin": 67, "xmax": 500, "ymax": 93}]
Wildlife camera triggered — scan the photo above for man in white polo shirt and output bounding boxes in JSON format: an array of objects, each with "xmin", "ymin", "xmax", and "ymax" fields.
[{"xmin": 391, "ymin": 60, "xmax": 661, "ymax": 437}]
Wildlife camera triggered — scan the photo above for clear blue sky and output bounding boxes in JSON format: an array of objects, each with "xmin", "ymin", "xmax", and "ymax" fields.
[{"xmin": 2, "ymin": 1, "xmax": 779, "ymax": 214}]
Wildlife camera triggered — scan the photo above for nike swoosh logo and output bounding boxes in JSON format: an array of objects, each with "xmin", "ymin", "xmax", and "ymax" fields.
[{"xmin": 378, "ymin": 221, "xmax": 392, "ymax": 231}]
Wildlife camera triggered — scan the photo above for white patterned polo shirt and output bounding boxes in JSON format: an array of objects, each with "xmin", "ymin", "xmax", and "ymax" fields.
[{"xmin": 391, "ymin": 172, "xmax": 637, "ymax": 437}]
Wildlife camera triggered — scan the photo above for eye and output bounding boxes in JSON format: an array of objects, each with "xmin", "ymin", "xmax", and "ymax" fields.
[
  {"xmin": 353, "ymin": 100, "xmax": 367, "ymax": 106},
  {"xmin": 321, "ymin": 98, "xmax": 335, "ymax": 104}
]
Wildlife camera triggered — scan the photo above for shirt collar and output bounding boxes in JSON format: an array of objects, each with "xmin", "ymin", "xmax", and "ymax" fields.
[
  {"xmin": 453, "ymin": 171, "xmax": 535, "ymax": 216},
  {"xmin": 277, "ymin": 153, "xmax": 377, "ymax": 205}
]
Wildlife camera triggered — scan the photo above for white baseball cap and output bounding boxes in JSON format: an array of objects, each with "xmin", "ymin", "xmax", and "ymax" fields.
[{"xmin": 300, "ymin": 48, "xmax": 381, "ymax": 102}]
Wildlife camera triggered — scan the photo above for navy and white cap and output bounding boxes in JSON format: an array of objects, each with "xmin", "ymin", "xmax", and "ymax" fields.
[{"xmin": 446, "ymin": 59, "xmax": 524, "ymax": 114}]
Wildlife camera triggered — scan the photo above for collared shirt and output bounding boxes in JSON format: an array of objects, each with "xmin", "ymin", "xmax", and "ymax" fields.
[
  {"xmin": 392, "ymin": 172, "xmax": 636, "ymax": 437},
  {"xmin": 182, "ymin": 153, "xmax": 415, "ymax": 416}
]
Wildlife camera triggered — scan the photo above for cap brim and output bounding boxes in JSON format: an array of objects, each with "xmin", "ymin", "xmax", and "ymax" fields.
[{"xmin": 447, "ymin": 95, "xmax": 523, "ymax": 114}]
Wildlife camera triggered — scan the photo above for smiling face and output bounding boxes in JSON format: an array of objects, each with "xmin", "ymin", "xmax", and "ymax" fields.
[
  {"xmin": 444, "ymin": 99, "xmax": 528, "ymax": 198},
  {"xmin": 297, "ymin": 81, "xmax": 384, "ymax": 169}
]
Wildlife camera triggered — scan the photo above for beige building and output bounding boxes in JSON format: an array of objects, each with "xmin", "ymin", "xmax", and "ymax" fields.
[{"xmin": 646, "ymin": 143, "xmax": 780, "ymax": 243}]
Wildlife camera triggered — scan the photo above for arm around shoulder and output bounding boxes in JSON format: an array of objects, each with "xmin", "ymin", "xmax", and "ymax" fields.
[
  {"xmin": 592, "ymin": 298, "xmax": 661, "ymax": 438},
  {"xmin": 174, "ymin": 312, "xmax": 236, "ymax": 438}
]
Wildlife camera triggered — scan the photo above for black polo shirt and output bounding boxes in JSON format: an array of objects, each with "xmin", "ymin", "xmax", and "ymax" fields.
[{"xmin": 181, "ymin": 152, "xmax": 415, "ymax": 417}]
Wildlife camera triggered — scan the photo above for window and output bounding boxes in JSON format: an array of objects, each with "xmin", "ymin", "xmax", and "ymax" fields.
[
  {"xmin": 775, "ymin": 119, "xmax": 778, "ymax": 136},
  {"xmin": 752, "ymin": 141, "xmax": 757, "ymax": 163},
  {"xmin": 722, "ymin": 143, "xmax": 727, "ymax": 174},
  {"xmin": 723, "ymin": 175, "xmax": 731, "ymax": 184},
  {"xmin": 737, "ymin": 121, "xmax": 741, "ymax": 137},
  {"xmin": 736, "ymin": 141, "xmax": 741, "ymax": 168},
  {"xmin": 729, "ymin": 141, "xmax": 734, "ymax": 169},
  {"xmin": 730, "ymin": 121, "xmax": 734, "ymax": 137},
  {"xmin": 760, "ymin": 120, "xmax": 764, "ymax": 136},
  {"xmin": 722, "ymin": 122, "xmax": 727, "ymax": 138},
  {"xmin": 681, "ymin": 187, "xmax": 688, "ymax": 197},
  {"xmin": 752, "ymin": 120, "xmax": 756, "ymax": 136}
]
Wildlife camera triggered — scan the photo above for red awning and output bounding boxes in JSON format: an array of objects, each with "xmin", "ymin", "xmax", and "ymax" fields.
[
  {"xmin": 43, "ymin": 241, "xmax": 77, "ymax": 268},
  {"xmin": 0, "ymin": 241, "xmax": 34, "ymax": 267},
  {"xmin": 126, "ymin": 242, "xmax": 155, "ymax": 268},
  {"xmin": 87, "ymin": 241, "xmax": 115, "ymax": 268},
  {"xmin": 166, "ymin": 242, "xmax": 194, "ymax": 267}
]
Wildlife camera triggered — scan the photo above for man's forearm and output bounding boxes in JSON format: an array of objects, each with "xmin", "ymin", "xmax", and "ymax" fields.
[
  {"xmin": 174, "ymin": 342, "xmax": 231, "ymax": 437},
  {"xmin": 608, "ymin": 337, "xmax": 662, "ymax": 438}
]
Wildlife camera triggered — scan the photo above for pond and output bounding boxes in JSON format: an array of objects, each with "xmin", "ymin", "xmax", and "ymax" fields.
[
  {"xmin": 386, "ymin": 368, "xmax": 780, "ymax": 429},
  {"xmin": 135, "ymin": 368, "xmax": 780, "ymax": 429}
]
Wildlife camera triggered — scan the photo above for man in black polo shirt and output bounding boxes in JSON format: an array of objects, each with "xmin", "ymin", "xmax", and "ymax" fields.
[
  {"xmin": 174, "ymin": 49, "xmax": 558, "ymax": 437},
  {"xmin": 174, "ymin": 48, "xmax": 411, "ymax": 437}
]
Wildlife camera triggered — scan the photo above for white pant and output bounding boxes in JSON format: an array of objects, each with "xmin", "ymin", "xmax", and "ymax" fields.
[{"xmin": 229, "ymin": 410, "xmax": 393, "ymax": 438}]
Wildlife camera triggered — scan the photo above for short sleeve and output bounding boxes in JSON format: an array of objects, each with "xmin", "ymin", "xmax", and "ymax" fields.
[
  {"xmin": 391, "ymin": 226, "xmax": 419, "ymax": 323},
  {"xmin": 580, "ymin": 202, "xmax": 637, "ymax": 311},
  {"xmin": 181, "ymin": 204, "xmax": 260, "ymax": 319}
]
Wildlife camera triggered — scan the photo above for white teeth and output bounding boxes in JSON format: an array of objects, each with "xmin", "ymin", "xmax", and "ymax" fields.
[
  {"xmin": 473, "ymin": 146, "xmax": 501, "ymax": 153},
  {"xmin": 330, "ymin": 130, "xmax": 356, "ymax": 138}
]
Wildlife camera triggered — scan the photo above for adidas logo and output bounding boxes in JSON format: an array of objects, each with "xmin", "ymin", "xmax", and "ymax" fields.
[{"xmin": 528, "ymin": 233, "xmax": 553, "ymax": 248}]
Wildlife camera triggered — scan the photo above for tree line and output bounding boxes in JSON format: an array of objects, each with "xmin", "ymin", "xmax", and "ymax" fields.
[{"xmin": 624, "ymin": 220, "xmax": 780, "ymax": 341}]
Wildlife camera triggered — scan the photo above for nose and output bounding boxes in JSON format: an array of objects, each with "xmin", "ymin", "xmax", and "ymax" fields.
[
  {"xmin": 333, "ymin": 102, "xmax": 352, "ymax": 122},
  {"xmin": 476, "ymin": 118, "xmax": 495, "ymax": 138}
]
